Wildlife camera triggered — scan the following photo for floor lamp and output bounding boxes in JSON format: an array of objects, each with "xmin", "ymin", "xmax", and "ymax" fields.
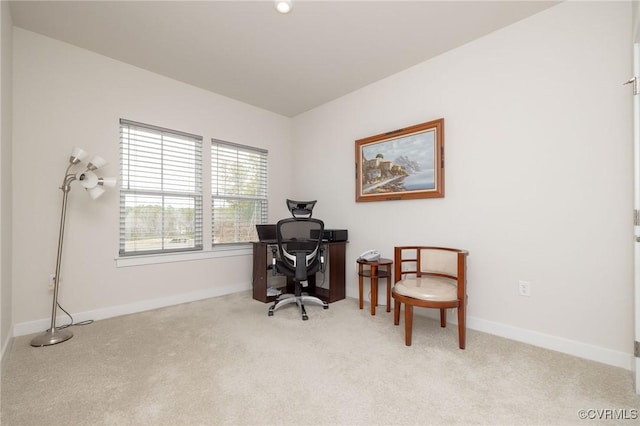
[{"xmin": 30, "ymin": 147, "xmax": 116, "ymax": 347}]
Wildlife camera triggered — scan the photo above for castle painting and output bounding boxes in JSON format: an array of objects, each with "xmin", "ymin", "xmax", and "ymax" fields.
[{"xmin": 355, "ymin": 119, "xmax": 444, "ymax": 202}]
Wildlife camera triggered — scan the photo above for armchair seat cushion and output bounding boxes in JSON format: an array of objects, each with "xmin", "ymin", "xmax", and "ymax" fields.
[{"xmin": 393, "ymin": 276, "xmax": 457, "ymax": 302}]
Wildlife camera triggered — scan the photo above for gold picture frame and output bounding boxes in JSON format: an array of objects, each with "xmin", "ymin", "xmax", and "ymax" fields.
[{"xmin": 355, "ymin": 118, "xmax": 444, "ymax": 202}]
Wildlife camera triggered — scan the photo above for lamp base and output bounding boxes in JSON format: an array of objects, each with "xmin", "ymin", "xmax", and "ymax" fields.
[{"xmin": 30, "ymin": 328, "xmax": 73, "ymax": 347}]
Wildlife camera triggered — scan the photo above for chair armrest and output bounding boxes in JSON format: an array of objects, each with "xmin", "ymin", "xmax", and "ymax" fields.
[
  {"xmin": 319, "ymin": 245, "xmax": 326, "ymax": 273},
  {"xmin": 271, "ymin": 246, "xmax": 278, "ymax": 275}
]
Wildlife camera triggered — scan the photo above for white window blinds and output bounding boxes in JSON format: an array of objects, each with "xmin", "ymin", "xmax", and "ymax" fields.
[
  {"xmin": 211, "ymin": 139, "xmax": 268, "ymax": 245},
  {"xmin": 120, "ymin": 119, "xmax": 203, "ymax": 255}
]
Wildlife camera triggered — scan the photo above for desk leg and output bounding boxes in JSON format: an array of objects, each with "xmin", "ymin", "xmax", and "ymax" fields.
[
  {"xmin": 358, "ymin": 265, "xmax": 364, "ymax": 310},
  {"xmin": 370, "ymin": 265, "xmax": 378, "ymax": 316}
]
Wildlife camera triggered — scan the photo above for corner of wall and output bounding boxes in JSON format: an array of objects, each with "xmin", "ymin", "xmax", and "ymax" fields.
[
  {"xmin": 0, "ymin": 0, "xmax": 15, "ymax": 373},
  {"xmin": 1, "ymin": 332, "xmax": 13, "ymax": 376}
]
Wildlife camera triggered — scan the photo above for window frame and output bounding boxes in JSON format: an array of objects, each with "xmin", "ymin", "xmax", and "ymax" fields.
[
  {"xmin": 211, "ymin": 139, "xmax": 268, "ymax": 246},
  {"xmin": 119, "ymin": 119, "xmax": 204, "ymax": 257}
]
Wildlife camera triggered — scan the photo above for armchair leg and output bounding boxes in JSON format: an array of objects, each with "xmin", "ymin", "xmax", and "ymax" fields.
[
  {"xmin": 404, "ymin": 304, "xmax": 413, "ymax": 346},
  {"xmin": 440, "ymin": 308, "xmax": 446, "ymax": 328},
  {"xmin": 457, "ymin": 301, "xmax": 466, "ymax": 350},
  {"xmin": 394, "ymin": 300, "xmax": 401, "ymax": 325}
]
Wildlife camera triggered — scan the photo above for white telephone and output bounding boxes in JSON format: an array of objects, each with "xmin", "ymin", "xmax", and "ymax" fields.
[{"xmin": 358, "ymin": 249, "xmax": 381, "ymax": 262}]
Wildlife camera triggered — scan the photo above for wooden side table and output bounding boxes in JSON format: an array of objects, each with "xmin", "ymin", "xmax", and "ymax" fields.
[{"xmin": 357, "ymin": 258, "xmax": 393, "ymax": 316}]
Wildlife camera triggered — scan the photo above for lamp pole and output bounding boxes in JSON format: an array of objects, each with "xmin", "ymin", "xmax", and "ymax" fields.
[{"xmin": 30, "ymin": 165, "xmax": 77, "ymax": 347}]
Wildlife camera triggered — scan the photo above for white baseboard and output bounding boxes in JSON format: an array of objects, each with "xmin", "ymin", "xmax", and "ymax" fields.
[
  {"xmin": 468, "ymin": 316, "xmax": 634, "ymax": 371},
  {"xmin": 13, "ymin": 282, "xmax": 252, "ymax": 337},
  {"xmin": 412, "ymin": 307, "xmax": 633, "ymax": 370}
]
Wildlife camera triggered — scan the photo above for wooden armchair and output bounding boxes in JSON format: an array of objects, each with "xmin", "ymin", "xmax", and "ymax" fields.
[{"xmin": 392, "ymin": 246, "xmax": 469, "ymax": 348}]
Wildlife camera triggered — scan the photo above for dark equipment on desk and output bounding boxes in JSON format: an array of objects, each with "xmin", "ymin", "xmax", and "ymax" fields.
[
  {"xmin": 269, "ymin": 200, "xmax": 328, "ymax": 320},
  {"xmin": 310, "ymin": 229, "xmax": 348, "ymax": 242},
  {"xmin": 256, "ymin": 224, "xmax": 277, "ymax": 243}
]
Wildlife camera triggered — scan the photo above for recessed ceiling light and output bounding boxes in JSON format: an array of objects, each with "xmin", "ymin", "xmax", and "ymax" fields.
[{"xmin": 275, "ymin": 0, "xmax": 292, "ymax": 14}]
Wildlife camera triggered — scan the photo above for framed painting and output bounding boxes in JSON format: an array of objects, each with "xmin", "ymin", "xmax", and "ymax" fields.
[{"xmin": 355, "ymin": 118, "xmax": 444, "ymax": 202}]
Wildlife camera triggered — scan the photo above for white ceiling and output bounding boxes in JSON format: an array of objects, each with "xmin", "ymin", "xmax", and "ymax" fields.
[{"xmin": 9, "ymin": 1, "xmax": 559, "ymax": 117}]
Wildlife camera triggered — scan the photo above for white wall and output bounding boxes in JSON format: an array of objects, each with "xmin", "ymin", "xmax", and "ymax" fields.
[
  {"xmin": 12, "ymin": 28, "xmax": 293, "ymax": 331},
  {"xmin": 1, "ymin": 0, "xmax": 14, "ymax": 370},
  {"xmin": 293, "ymin": 1, "xmax": 634, "ymax": 368},
  {"xmin": 634, "ymin": 0, "xmax": 640, "ymax": 43}
]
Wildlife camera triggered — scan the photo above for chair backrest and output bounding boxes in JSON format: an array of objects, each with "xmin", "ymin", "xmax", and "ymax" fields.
[
  {"xmin": 276, "ymin": 217, "xmax": 324, "ymax": 281},
  {"xmin": 395, "ymin": 246, "xmax": 468, "ymax": 281},
  {"xmin": 420, "ymin": 248, "xmax": 459, "ymax": 277}
]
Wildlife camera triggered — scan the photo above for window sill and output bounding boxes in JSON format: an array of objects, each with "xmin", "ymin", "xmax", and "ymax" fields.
[{"xmin": 115, "ymin": 245, "xmax": 253, "ymax": 268}]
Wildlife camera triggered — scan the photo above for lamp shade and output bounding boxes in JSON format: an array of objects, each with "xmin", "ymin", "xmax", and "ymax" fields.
[
  {"xmin": 77, "ymin": 171, "xmax": 99, "ymax": 189},
  {"xmin": 86, "ymin": 186, "xmax": 106, "ymax": 200},
  {"xmin": 99, "ymin": 177, "xmax": 117, "ymax": 187},
  {"xmin": 87, "ymin": 155, "xmax": 107, "ymax": 171},
  {"xmin": 70, "ymin": 147, "xmax": 89, "ymax": 164}
]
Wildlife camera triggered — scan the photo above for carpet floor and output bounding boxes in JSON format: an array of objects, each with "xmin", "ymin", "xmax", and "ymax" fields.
[{"xmin": 2, "ymin": 291, "xmax": 639, "ymax": 425}]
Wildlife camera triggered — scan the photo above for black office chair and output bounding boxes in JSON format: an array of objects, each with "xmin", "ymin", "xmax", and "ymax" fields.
[{"xmin": 268, "ymin": 216, "xmax": 329, "ymax": 320}]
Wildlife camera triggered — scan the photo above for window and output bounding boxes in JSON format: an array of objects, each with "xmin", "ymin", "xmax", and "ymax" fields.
[
  {"xmin": 119, "ymin": 119, "xmax": 203, "ymax": 255},
  {"xmin": 211, "ymin": 140, "xmax": 268, "ymax": 245}
]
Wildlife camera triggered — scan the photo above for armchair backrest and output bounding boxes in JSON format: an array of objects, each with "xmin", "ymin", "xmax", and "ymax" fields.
[
  {"xmin": 420, "ymin": 248, "xmax": 460, "ymax": 277},
  {"xmin": 394, "ymin": 246, "xmax": 468, "ymax": 298},
  {"xmin": 276, "ymin": 217, "xmax": 324, "ymax": 281}
]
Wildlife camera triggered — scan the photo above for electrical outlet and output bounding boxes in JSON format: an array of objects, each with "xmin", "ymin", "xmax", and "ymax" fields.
[
  {"xmin": 518, "ymin": 280, "xmax": 531, "ymax": 297},
  {"xmin": 48, "ymin": 274, "xmax": 55, "ymax": 291}
]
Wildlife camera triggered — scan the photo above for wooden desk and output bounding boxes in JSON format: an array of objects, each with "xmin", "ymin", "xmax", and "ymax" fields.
[
  {"xmin": 357, "ymin": 258, "xmax": 393, "ymax": 315},
  {"xmin": 252, "ymin": 241, "xmax": 346, "ymax": 303}
]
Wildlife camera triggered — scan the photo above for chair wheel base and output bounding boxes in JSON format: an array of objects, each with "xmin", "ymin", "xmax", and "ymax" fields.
[{"xmin": 267, "ymin": 294, "xmax": 327, "ymax": 320}]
